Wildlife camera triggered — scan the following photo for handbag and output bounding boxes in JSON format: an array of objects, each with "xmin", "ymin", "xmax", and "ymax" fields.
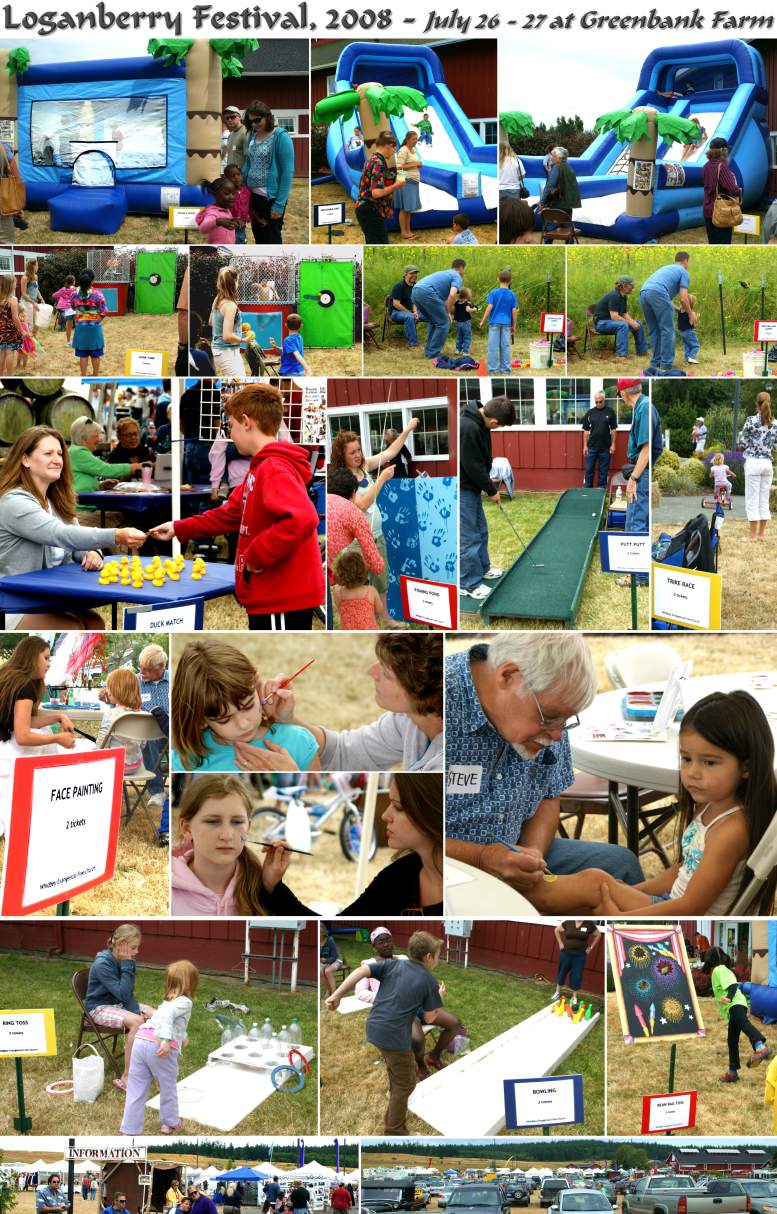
[
  {"xmin": 711, "ymin": 162, "xmax": 742, "ymax": 229},
  {"xmin": 0, "ymin": 141, "xmax": 24, "ymax": 215}
]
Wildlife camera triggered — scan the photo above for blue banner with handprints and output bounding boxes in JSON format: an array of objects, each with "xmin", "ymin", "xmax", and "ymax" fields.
[{"xmin": 379, "ymin": 476, "xmax": 457, "ymax": 620}]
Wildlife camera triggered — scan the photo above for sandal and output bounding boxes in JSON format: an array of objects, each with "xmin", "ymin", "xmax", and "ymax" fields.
[
  {"xmin": 719, "ymin": 1069, "xmax": 739, "ymax": 1082},
  {"xmin": 113, "ymin": 1077, "xmax": 128, "ymax": 1092}
]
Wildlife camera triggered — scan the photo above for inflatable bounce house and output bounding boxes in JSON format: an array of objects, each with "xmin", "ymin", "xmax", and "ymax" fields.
[
  {"xmin": 518, "ymin": 39, "xmax": 770, "ymax": 241},
  {"xmin": 1, "ymin": 40, "xmax": 252, "ymax": 234},
  {"xmin": 742, "ymin": 921, "xmax": 777, "ymax": 1021},
  {"xmin": 314, "ymin": 42, "xmax": 497, "ymax": 230}
]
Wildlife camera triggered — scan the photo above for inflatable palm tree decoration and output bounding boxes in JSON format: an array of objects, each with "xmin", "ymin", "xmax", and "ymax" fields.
[
  {"xmin": 594, "ymin": 106, "xmax": 702, "ymax": 219},
  {"xmin": 499, "ymin": 111, "xmax": 536, "ymax": 141},
  {"xmin": 314, "ymin": 83, "xmax": 428, "ymax": 148}
]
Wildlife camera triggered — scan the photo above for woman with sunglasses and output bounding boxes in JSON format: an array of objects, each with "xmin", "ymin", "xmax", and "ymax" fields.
[{"xmin": 242, "ymin": 101, "xmax": 295, "ymax": 245}]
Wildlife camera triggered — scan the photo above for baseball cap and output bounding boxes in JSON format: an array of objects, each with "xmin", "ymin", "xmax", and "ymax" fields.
[
  {"xmin": 615, "ymin": 275, "xmax": 635, "ymax": 287},
  {"xmin": 404, "ymin": 264, "xmax": 419, "ymax": 274},
  {"xmin": 616, "ymin": 378, "xmax": 643, "ymax": 391},
  {"xmin": 370, "ymin": 926, "xmax": 392, "ymax": 943},
  {"xmin": 223, "ymin": 105, "xmax": 242, "ymax": 116}
]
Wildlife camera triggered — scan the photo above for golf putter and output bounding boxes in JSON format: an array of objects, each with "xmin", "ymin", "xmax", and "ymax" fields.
[{"xmin": 497, "ymin": 499, "xmax": 545, "ymax": 570}]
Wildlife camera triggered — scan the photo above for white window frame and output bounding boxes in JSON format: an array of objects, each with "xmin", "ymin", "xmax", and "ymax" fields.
[
  {"xmin": 328, "ymin": 395, "xmax": 450, "ymax": 462},
  {"xmin": 0, "ymin": 248, "xmax": 13, "ymax": 274},
  {"xmin": 272, "ymin": 110, "xmax": 303, "ymax": 136}
]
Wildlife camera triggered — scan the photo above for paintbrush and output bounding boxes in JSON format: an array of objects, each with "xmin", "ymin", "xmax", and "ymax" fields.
[{"xmin": 261, "ymin": 658, "xmax": 317, "ymax": 704}]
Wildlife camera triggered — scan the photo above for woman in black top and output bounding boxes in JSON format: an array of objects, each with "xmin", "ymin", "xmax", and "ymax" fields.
[
  {"xmin": 262, "ymin": 773, "xmax": 443, "ymax": 915},
  {"xmin": 106, "ymin": 417, "xmax": 155, "ymax": 468}
]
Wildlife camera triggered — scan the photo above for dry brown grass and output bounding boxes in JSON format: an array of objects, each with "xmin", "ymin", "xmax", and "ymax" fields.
[
  {"xmin": 572, "ymin": 340, "xmax": 758, "ymax": 378},
  {"xmin": 652, "ymin": 514, "xmax": 777, "ymax": 631},
  {"xmin": 310, "ymin": 179, "xmax": 497, "ymax": 246},
  {"xmin": 31, "ymin": 314, "xmax": 178, "ymax": 377},
  {"xmin": 171, "ymin": 631, "xmax": 384, "ymax": 733},
  {"xmin": 606, "ymin": 988, "xmax": 775, "ymax": 1136}
]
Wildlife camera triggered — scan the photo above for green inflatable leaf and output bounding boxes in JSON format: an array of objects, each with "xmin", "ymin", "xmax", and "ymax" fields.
[
  {"xmin": 147, "ymin": 38, "xmax": 194, "ymax": 66},
  {"xmin": 210, "ymin": 39, "xmax": 259, "ymax": 78},
  {"xmin": 313, "ymin": 89, "xmax": 362, "ymax": 126},
  {"xmin": 363, "ymin": 85, "xmax": 427, "ymax": 123},
  {"xmin": 6, "ymin": 48, "xmax": 30, "ymax": 77},
  {"xmin": 594, "ymin": 107, "xmax": 650, "ymax": 143},
  {"xmin": 655, "ymin": 113, "xmax": 705, "ymax": 144},
  {"xmin": 499, "ymin": 111, "xmax": 535, "ymax": 138}
]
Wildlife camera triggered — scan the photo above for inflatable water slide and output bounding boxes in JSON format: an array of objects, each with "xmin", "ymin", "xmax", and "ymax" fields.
[
  {"xmin": 520, "ymin": 39, "xmax": 770, "ymax": 241},
  {"xmin": 322, "ymin": 42, "xmax": 497, "ymax": 229}
]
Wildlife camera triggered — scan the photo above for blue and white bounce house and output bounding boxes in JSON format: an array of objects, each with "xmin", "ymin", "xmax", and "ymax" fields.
[
  {"xmin": 321, "ymin": 42, "xmax": 497, "ymax": 230},
  {"xmin": 520, "ymin": 40, "xmax": 770, "ymax": 242},
  {"xmin": 16, "ymin": 53, "xmax": 211, "ymax": 233}
]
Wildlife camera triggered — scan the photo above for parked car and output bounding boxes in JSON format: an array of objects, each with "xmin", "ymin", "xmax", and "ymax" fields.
[
  {"xmin": 445, "ymin": 1186, "xmax": 513, "ymax": 1214},
  {"xmin": 552, "ymin": 1191, "xmax": 619, "ymax": 1214},
  {"xmin": 593, "ymin": 1183, "xmax": 617, "ymax": 1207},
  {"xmin": 361, "ymin": 1181, "xmax": 426, "ymax": 1212},
  {"xmin": 541, "ymin": 1182, "xmax": 572, "ymax": 1209},
  {"xmin": 623, "ymin": 1176, "xmax": 749, "ymax": 1214},
  {"xmin": 709, "ymin": 1179, "xmax": 775, "ymax": 1214},
  {"xmin": 504, "ymin": 1183, "xmax": 531, "ymax": 1208}
]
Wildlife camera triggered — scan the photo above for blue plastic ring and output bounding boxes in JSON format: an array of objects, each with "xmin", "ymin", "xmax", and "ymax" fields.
[{"xmin": 270, "ymin": 1063, "xmax": 305, "ymax": 1093}]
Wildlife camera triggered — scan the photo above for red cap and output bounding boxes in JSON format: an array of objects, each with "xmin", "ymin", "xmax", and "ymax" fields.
[{"xmin": 616, "ymin": 378, "xmax": 643, "ymax": 391}]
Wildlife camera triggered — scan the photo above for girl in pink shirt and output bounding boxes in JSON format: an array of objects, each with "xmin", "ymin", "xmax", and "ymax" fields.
[
  {"xmin": 224, "ymin": 164, "xmax": 251, "ymax": 244},
  {"xmin": 196, "ymin": 177, "xmax": 240, "ymax": 245}
]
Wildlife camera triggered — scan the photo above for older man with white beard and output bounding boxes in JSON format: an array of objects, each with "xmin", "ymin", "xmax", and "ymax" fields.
[{"xmin": 445, "ymin": 633, "xmax": 644, "ymax": 899}]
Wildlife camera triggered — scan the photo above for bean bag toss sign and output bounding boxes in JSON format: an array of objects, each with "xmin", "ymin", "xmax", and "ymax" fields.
[
  {"xmin": 379, "ymin": 476, "xmax": 457, "ymax": 622},
  {"xmin": 606, "ymin": 923, "xmax": 705, "ymax": 1044},
  {"xmin": 298, "ymin": 260, "xmax": 354, "ymax": 347},
  {"xmin": 0, "ymin": 748, "xmax": 124, "ymax": 916}
]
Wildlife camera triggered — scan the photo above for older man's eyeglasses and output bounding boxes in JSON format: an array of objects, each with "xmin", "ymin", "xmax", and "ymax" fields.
[{"xmin": 530, "ymin": 688, "xmax": 579, "ymax": 732}]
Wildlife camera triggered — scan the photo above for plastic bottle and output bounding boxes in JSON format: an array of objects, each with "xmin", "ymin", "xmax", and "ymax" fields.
[
  {"xmin": 615, "ymin": 485, "xmax": 623, "ymax": 501},
  {"xmin": 270, "ymin": 1031, "xmax": 280, "ymax": 1055},
  {"xmin": 220, "ymin": 1026, "xmax": 233, "ymax": 1047},
  {"xmin": 234, "ymin": 1019, "xmax": 247, "ymax": 1039},
  {"xmin": 278, "ymin": 1024, "xmax": 291, "ymax": 1047},
  {"xmin": 248, "ymin": 1021, "xmax": 260, "ymax": 1040},
  {"xmin": 288, "ymin": 1016, "xmax": 303, "ymax": 1045},
  {"xmin": 260, "ymin": 1017, "xmax": 274, "ymax": 1040}
]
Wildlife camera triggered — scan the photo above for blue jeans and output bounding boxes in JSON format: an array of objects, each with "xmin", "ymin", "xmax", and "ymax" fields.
[
  {"xmin": 626, "ymin": 469, "xmax": 649, "ymax": 584},
  {"xmin": 460, "ymin": 488, "xmax": 490, "ymax": 590},
  {"xmin": 143, "ymin": 738, "xmax": 164, "ymax": 796},
  {"xmin": 235, "ymin": 226, "xmax": 247, "ymax": 245},
  {"xmin": 456, "ymin": 319, "xmax": 472, "ymax": 353},
  {"xmin": 557, "ymin": 949, "xmax": 587, "ymax": 990},
  {"xmin": 545, "ymin": 836, "xmax": 644, "ymax": 885},
  {"xmin": 412, "ymin": 284, "xmax": 451, "ymax": 359},
  {"xmin": 584, "ymin": 448, "xmax": 611, "ymax": 487},
  {"xmin": 679, "ymin": 328, "xmax": 700, "ymax": 360},
  {"xmin": 639, "ymin": 288, "xmax": 676, "ymax": 369},
  {"xmin": 595, "ymin": 318, "xmax": 647, "ymax": 358},
  {"xmin": 390, "ymin": 308, "xmax": 418, "ymax": 347},
  {"xmin": 487, "ymin": 323, "xmax": 511, "ymax": 373}
]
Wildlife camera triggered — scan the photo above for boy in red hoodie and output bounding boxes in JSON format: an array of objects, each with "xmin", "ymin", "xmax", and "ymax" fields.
[{"xmin": 150, "ymin": 383, "xmax": 323, "ymax": 629}]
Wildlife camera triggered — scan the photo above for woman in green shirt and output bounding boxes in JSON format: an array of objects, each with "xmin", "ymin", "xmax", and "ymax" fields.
[
  {"xmin": 69, "ymin": 415, "xmax": 134, "ymax": 494},
  {"xmin": 704, "ymin": 947, "xmax": 772, "ymax": 1081}
]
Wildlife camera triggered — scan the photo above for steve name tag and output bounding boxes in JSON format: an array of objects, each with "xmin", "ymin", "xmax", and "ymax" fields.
[{"xmin": 447, "ymin": 765, "xmax": 483, "ymax": 793}]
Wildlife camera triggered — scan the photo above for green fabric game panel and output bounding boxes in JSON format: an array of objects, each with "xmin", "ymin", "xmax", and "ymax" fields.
[
  {"xmin": 298, "ymin": 260, "xmax": 354, "ymax": 347},
  {"xmin": 134, "ymin": 250, "xmax": 177, "ymax": 314},
  {"xmin": 481, "ymin": 488, "xmax": 606, "ymax": 627}
]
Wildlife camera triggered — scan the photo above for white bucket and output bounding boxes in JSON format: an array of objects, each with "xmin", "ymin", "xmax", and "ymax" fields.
[
  {"xmin": 530, "ymin": 339, "xmax": 551, "ymax": 370},
  {"xmin": 743, "ymin": 350, "xmax": 768, "ymax": 377}
]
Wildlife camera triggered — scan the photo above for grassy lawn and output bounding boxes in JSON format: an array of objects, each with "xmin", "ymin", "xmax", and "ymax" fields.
[
  {"xmin": 310, "ymin": 179, "xmax": 497, "ymax": 246},
  {"xmin": 606, "ymin": 988, "xmax": 775, "ymax": 1136},
  {"xmin": 0, "ymin": 953, "xmax": 317, "ymax": 1135},
  {"xmin": 459, "ymin": 493, "xmax": 647, "ymax": 630},
  {"xmin": 571, "ymin": 338, "xmax": 764, "ymax": 379},
  {"xmin": 364, "ymin": 331, "xmax": 567, "ymax": 378},
  {"xmin": 319, "ymin": 939, "xmax": 604, "ymax": 1136}
]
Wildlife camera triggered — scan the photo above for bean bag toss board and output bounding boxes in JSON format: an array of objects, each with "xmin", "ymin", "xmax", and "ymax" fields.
[
  {"xmin": 480, "ymin": 487, "xmax": 606, "ymax": 628},
  {"xmin": 407, "ymin": 1001, "xmax": 599, "ymax": 1135}
]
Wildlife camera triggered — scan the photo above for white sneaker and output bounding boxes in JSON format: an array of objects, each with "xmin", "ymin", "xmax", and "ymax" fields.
[
  {"xmin": 484, "ymin": 567, "xmax": 503, "ymax": 579},
  {"xmin": 467, "ymin": 583, "xmax": 492, "ymax": 601},
  {"xmin": 687, "ymin": 357, "xmax": 698, "ymax": 364}
]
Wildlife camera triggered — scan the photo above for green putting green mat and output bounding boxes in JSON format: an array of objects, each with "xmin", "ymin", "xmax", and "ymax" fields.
[{"xmin": 480, "ymin": 488, "xmax": 606, "ymax": 627}]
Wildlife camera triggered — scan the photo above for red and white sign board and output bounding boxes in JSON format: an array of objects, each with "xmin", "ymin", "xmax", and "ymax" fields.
[
  {"xmin": 1, "ymin": 749, "xmax": 124, "ymax": 916},
  {"xmin": 754, "ymin": 320, "xmax": 777, "ymax": 343},
  {"xmin": 400, "ymin": 575, "xmax": 457, "ymax": 630},
  {"xmin": 540, "ymin": 311, "xmax": 566, "ymax": 335},
  {"xmin": 641, "ymin": 1090, "xmax": 697, "ymax": 1134}
]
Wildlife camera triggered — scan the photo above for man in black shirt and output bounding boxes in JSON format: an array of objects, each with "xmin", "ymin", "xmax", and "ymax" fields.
[
  {"xmin": 593, "ymin": 274, "xmax": 648, "ymax": 361},
  {"xmin": 582, "ymin": 390, "xmax": 617, "ymax": 487},
  {"xmin": 389, "ymin": 265, "xmax": 420, "ymax": 347},
  {"xmin": 288, "ymin": 1184, "xmax": 310, "ymax": 1214},
  {"xmin": 460, "ymin": 394, "xmax": 516, "ymax": 599}
]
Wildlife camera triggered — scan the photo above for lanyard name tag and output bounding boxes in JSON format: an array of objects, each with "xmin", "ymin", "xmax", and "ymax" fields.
[{"xmin": 447, "ymin": 765, "xmax": 483, "ymax": 793}]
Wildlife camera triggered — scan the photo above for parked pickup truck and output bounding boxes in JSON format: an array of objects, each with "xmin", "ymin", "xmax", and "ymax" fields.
[{"xmin": 623, "ymin": 1176, "xmax": 750, "ymax": 1214}]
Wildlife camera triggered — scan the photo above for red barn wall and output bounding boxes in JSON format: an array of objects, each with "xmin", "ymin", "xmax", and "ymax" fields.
[
  {"xmin": 327, "ymin": 377, "xmax": 457, "ymax": 475},
  {"xmin": 335, "ymin": 920, "xmax": 604, "ymax": 996},
  {"xmin": 223, "ymin": 78, "xmax": 309, "ymax": 176},
  {"xmin": 0, "ymin": 920, "xmax": 318, "ymax": 984},
  {"xmin": 490, "ymin": 429, "xmax": 630, "ymax": 490},
  {"xmin": 751, "ymin": 40, "xmax": 777, "ymax": 197}
]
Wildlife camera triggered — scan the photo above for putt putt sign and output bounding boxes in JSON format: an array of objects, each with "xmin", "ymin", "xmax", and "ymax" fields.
[
  {"xmin": 0, "ymin": 749, "xmax": 124, "ymax": 916},
  {"xmin": 641, "ymin": 1090, "xmax": 697, "ymax": 1134},
  {"xmin": 503, "ymin": 1073, "xmax": 584, "ymax": 1129},
  {"xmin": 599, "ymin": 533, "xmax": 650, "ymax": 574}
]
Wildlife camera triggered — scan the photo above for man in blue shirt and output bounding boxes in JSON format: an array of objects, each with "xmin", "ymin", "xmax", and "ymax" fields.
[
  {"xmin": 445, "ymin": 635, "xmax": 644, "ymax": 903},
  {"xmin": 36, "ymin": 1177, "xmax": 70, "ymax": 1214},
  {"xmin": 638, "ymin": 251, "xmax": 695, "ymax": 375},
  {"xmin": 138, "ymin": 643, "xmax": 169, "ymax": 802},
  {"xmin": 411, "ymin": 259, "xmax": 465, "ymax": 361}
]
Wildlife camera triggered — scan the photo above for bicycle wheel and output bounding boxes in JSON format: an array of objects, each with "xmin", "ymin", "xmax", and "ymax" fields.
[
  {"xmin": 339, "ymin": 805, "xmax": 377, "ymax": 862},
  {"xmin": 250, "ymin": 808, "xmax": 285, "ymax": 844}
]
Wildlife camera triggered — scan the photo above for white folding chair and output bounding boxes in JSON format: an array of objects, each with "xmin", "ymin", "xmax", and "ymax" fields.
[
  {"xmin": 99, "ymin": 710, "xmax": 166, "ymax": 832},
  {"xmin": 604, "ymin": 641, "xmax": 682, "ymax": 689},
  {"xmin": 729, "ymin": 811, "xmax": 777, "ymax": 914}
]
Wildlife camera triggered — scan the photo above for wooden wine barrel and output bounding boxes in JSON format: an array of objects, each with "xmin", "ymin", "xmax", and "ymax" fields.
[
  {"xmin": 37, "ymin": 393, "xmax": 94, "ymax": 434},
  {"xmin": 20, "ymin": 377, "xmax": 65, "ymax": 398},
  {"xmin": 0, "ymin": 391, "xmax": 35, "ymax": 444}
]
